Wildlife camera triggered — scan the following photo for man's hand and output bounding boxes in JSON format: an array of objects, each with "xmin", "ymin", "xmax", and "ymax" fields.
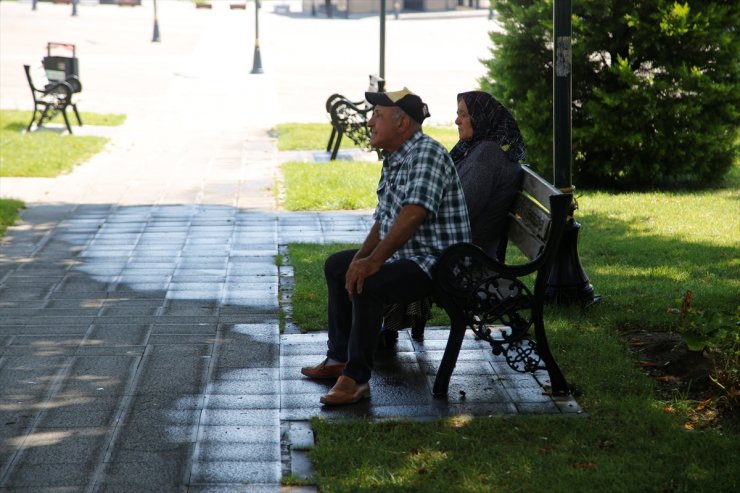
[
  {"xmin": 345, "ymin": 257, "xmax": 382, "ymax": 296},
  {"xmin": 344, "ymin": 204, "xmax": 427, "ymax": 296}
]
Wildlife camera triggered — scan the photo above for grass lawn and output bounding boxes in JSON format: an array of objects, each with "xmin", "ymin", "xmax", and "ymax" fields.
[
  {"xmin": 0, "ymin": 109, "xmax": 125, "ymax": 177},
  {"xmin": 283, "ymin": 165, "xmax": 739, "ymax": 491},
  {"xmin": 0, "ymin": 199, "xmax": 24, "ymax": 236},
  {"xmin": 0, "ymin": 109, "xmax": 125, "ymax": 236},
  {"xmin": 280, "ymin": 161, "xmax": 381, "ymax": 211},
  {"xmin": 276, "ymin": 124, "xmax": 458, "ymax": 211},
  {"xmin": 272, "ymin": 122, "xmax": 459, "ymax": 152}
]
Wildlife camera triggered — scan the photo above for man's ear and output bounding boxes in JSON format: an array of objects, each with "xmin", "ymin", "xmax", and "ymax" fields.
[{"xmin": 396, "ymin": 113, "xmax": 410, "ymax": 131}]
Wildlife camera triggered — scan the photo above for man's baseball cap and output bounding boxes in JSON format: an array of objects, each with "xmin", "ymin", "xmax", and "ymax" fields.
[{"xmin": 365, "ymin": 87, "xmax": 430, "ymax": 124}]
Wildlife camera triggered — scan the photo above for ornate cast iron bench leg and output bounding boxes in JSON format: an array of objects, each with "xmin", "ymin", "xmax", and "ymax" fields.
[
  {"xmin": 326, "ymin": 127, "xmax": 337, "ymax": 154},
  {"xmin": 531, "ymin": 260, "xmax": 569, "ymax": 394},
  {"xmin": 330, "ymin": 131, "xmax": 343, "ymax": 160},
  {"xmin": 432, "ymin": 313, "xmax": 467, "ymax": 397}
]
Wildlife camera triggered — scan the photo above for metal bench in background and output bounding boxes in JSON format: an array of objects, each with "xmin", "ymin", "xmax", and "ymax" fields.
[
  {"xmin": 325, "ymin": 74, "xmax": 384, "ymax": 160},
  {"xmin": 23, "ymin": 63, "xmax": 82, "ymax": 134}
]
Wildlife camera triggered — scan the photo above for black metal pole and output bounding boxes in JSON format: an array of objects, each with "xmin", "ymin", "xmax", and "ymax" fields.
[
  {"xmin": 379, "ymin": 0, "xmax": 386, "ymax": 79},
  {"xmin": 546, "ymin": 0, "xmax": 597, "ymax": 305},
  {"xmin": 72, "ymin": 0, "xmax": 78, "ymax": 17},
  {"xmin": 152, "ymin": 0, "xmax": 161, "ymax": 43},
  {"xmin": 251, "ymin": 0, "xmax": 263, "ymax": 74},
  {"xmin": 552, "ymin": 0, "xmax": 571, "ymax": 190}
]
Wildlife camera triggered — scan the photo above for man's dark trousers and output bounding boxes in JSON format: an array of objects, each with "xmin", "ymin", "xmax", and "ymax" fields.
[{"xmin": 324, "ymin": 249, "xmax": 433, "ymax": 384}]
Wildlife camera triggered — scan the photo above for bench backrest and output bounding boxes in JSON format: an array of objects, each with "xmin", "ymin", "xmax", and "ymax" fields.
[
  {"xmin": 507, "ymin": 166, "xmax": 566, "ymax": 261},
  {"xmin": 24, "ymin": 63, "xmax": 51, "ymax": 92}
]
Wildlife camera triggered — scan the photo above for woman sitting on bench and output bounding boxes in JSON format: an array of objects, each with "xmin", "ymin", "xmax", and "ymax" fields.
[{"xmin": 451, "ymin": 90, "xmax": 525, "ymax": 259}]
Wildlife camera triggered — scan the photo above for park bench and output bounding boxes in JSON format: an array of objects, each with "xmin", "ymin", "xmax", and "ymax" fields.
[
  {"xmin": 428, "ymin": 165, "xmax": 573, "ymax": 397},
  {"xmin": 325, "ymin": 75, "xmax": 384, "ymax": 160},
  {"xmin": 23, "ymin": 63, "xmax": 82, "ymax": 134}
]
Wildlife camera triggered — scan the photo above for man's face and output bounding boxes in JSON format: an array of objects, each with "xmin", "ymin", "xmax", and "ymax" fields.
[{"xmin": 368, "ymin": 106, "xmax": 402, "ymax": 151}]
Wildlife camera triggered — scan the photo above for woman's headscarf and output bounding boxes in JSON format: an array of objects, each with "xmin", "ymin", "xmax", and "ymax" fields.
[{"xmin": 449, "ymin": 91, "xmax": 526, "ymax": 164}]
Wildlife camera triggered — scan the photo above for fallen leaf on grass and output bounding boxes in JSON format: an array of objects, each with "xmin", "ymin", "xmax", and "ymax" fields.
[
  {"xmin": 573, "ymin": 462, "xmax": 597, "ymax": 469},
  {"xmin": 695, "ymin": 398, "xmax": 713, "ymax": 411},
  {"xmin": 639, "ymin": 361, "xmax": 658, "ymax": 368}
]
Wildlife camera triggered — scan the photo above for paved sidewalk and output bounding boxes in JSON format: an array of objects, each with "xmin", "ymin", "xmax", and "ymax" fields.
[{"xmin": 0, "ymin": 3, "xmax": 580, "ymax": 491}]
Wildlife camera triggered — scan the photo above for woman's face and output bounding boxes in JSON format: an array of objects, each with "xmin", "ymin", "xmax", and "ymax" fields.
[{"xmin": 455, "ymin": 98, "xmax": 474, "ymax": 141}]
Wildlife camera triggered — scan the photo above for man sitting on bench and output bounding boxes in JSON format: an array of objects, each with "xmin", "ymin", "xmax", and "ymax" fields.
[{"xmin": 300, "ymin": 87, "xmax": 472, "ymax": 406}]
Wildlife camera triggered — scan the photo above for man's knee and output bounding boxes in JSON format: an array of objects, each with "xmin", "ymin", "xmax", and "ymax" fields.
[{"xmin": 324, "ymin": 249, "xmax": 357, "ymax": 280}]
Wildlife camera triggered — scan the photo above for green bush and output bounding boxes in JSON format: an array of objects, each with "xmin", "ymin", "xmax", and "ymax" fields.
[{"xmin": 483, "ymin": 0, "xmax": 739, "ymax": 189}]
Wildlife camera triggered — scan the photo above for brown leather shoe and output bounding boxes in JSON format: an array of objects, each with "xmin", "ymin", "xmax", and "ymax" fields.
[
  {"xmin": 320, "ymin": 375, "xmax": 370, "ymax": 406},
  {"xmin": 300, "ymin": 358, "xmax": 345, "ymax": 379}
]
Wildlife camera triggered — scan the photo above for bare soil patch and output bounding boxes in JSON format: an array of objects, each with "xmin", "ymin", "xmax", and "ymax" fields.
[{"xmin": 623, "ymin": 330, "xmax": 738, "ymax": 433}]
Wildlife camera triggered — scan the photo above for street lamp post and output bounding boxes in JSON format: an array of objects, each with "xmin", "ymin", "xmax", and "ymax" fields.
[
  {"xmin": 546, "ymin": 0, "xmax": 597, "ymax": 305},
  {"xmin": 32, "ymin": 0, "xmax": 37, "ymax": 11},
  {"xmin": 379, "ymin": 0, "xmax": 386, "ymax": 79},
  {"xmin": 72, "ymin": 0, "xmax": 78, "ymax": 17},
  {"xmin": 152, "ymin": 0, "xmax": 161, "ymax": 43},
  {"xmin": 251, "ymin": 0, "xmax": 263, "ymax": 74}
]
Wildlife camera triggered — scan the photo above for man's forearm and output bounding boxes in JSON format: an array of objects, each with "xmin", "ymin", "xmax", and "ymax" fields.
[
  {"xmin": 366, "ymin": 204, "xmax": 427, "ymax": 266},
  {"xmin": 353, "ymin": 221, "xmax": 381, "ymax": 261}
]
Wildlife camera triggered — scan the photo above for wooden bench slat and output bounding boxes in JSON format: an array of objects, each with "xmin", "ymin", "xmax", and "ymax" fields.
[
  {"xmin": 521, "ymin": 165, "xmax": 562, "ymax": 211},
  {"xmin": 507, "ymin": 219, "xmax": 546, "ymax": 262},
  {"xmin": 508, "ymin": 193, "xmax": 551, "ymax": 260}
]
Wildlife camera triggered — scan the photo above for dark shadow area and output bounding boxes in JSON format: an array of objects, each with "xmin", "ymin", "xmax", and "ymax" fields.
[{"xmin": 0, "ymin": 202, "xmax": 282, "ymax": 489}]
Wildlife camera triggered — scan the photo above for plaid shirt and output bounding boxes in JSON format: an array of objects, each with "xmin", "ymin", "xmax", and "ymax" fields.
[{"xmin": 373, "ymin": 131, "xmax": 471, "ymax": 277}]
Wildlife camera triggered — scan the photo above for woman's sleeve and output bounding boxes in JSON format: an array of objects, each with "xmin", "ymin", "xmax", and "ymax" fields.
[{"xmin": 459, "ymin": 150, "xmax": 497, "ymax": 221}]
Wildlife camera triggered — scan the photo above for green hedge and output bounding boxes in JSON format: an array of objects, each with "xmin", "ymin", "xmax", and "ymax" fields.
[{"xmin": 483, "ymin": 0, "xmax": 739, "ymax": 189}]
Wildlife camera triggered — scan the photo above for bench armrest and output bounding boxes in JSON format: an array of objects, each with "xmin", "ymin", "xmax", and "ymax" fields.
[
  {"xmin": 64, "ymin": 75, "xmax": 82, "ymax": 94},
  {"xmin": 433, "ymin": 193, "xmax": 572, "ymax": 295},
  {"xmin": 42, "ymin": 79, "xmax": 73, "ymax": 100}
]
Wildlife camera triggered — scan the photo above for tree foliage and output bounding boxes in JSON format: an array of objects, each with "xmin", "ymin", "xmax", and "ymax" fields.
[{"xmin": 482, "ymin": 0, "xmax": 739, "ymax": 189}]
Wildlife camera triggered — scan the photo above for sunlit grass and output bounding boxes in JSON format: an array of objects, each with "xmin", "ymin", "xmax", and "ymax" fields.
[
  {"xmin": 0, "ymin": 199, "xmax": 24, "ymax": 236},
  {"xmin": 424, "ymin": 124, "xmax": 459, "ymax": 150},
  {"xmin": 280, "ymin": 160, "xmax": 381, "ymax": 211},
  {"xmin": 0, "ymin": 109, "xmax": 125, "ymax": 177},
  {"xmin": 272, "ymin": 122, "xmax": 459, "ymax": 152},
  {"xmin": 272, "ymin": 123, "xmax": 340, "ymax": 151}
]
